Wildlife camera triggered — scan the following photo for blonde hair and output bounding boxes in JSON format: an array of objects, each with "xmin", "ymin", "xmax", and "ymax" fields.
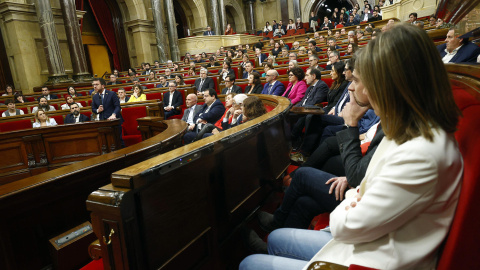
[
  {"xmin": 34, "ymin": 109, "xmax": 49, "ymax": 124},
  {"xmin": 356, "ymin": 23, "xmax": 460, "ymax": 144}
]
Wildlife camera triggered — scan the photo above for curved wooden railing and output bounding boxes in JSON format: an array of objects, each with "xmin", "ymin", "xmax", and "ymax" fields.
[
  {"xmin": 86, "ymin": 94, "xmax": 291, "ymax": 269},
  {"xmin": 0, "ymin": 119, "xmax": 187, "ymax": 270}
]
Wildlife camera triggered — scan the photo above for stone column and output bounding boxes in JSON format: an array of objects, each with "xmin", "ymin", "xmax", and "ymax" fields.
[
  {"xmin": 247, "ymin": 0, "xmax": 256, "ymax": 34},
  {"xmin": 34, "ymin": 0, "xmax": 73, "ymax": 84},
  {"xmin": 164, "ymin": 0, "xmax": 180, "ymax": 61},
  {"xmin": 209, "ymin": 0, "xmax": 221, "ymax": 35},
  {"xmin": 219, "ymin": 0, "xmax": 227, "ymax": 33},
  {"xmin": 151, "ymin": 0, "xmax": 167, "ymax": 63},
  {"xmin": 292, "ymin": 0, "xmax": 301, "ymax": 22},
  {"xmin": 59, "ymin": 0, "xmax": 92, "ymax": 82}
]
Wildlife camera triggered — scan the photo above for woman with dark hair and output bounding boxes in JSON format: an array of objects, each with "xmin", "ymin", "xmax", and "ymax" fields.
[
  {"xmin": 287, "ymin": 19, "xmax": 296, "ymax": 30},
  {"xmin": 345, "ymin": 43, "xmax": 359, "ymax": 56},
  {"xmin": 3, "ymin": 84, "xmax": 16, "ymax": 96},
  {"xmin": 61, "ymin": 95, "xmax": 83, "ymax": 110},
  {"xmin": 175, "ymin": 74, "xmax": 185, "ymax": 86},
  {"xmin": 201, "ymin": 52, "xmax": 207, "ymax": 59},
  {"xmin": 262, "ymin": 63, "xmax": 274, "ymax": 78},
  {"xmin": 127, "ymin": 67, "xmax": 136, "ymax": 75},
  {"xmin": 283, "ymin": 67, "xmax": 307, "ymax": 105},
  {"xmin": 245, "ymin": 72, "xmax": 263, "ymax": 94},
  {"xmin": 14, "ymin": 93, "xmax": 25, "ymax": 104},
  {"xmin": 183, "ymin": 56, "xmax": 191, "ymax": 65},
  {"xmin": 242, "ymin": 96, "xmax": 267, "ymax": 121},
  {"xmin": 279, "ymin": 39, "xmax": 289, "ymax": 50},
  {"xmin": 226, "ymin": 50, "xmax": 235, "ymax": 59},
  {"xmin": 271, "ymin": 42, "xmax": 281, "ymax": 57},
  {"xmin": 264, "ymin": 21, "xmax": 272, "ymax": 33},
  {"xmin": 186, "ymin": 66, "xmax": 196, "ymax": 77},
  {"xmin": 67, "ymin": 86, "xmax": 82, "ymax": 98},
  {"xmin": 128, "ymin": 85, "xmax": 146, "ymax": 102},
  {"xmin": 324, "ymin": 62, "xmax": 348, "ymax": 113}
]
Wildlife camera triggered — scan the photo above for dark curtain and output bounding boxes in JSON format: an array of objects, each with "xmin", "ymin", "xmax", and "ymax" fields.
[
  {"xmin": 86, "ymin": 0, "xmax": 120, "ymax": 70},
  {"xmin": 75, "ymin": 0, "xmax": 84, "ymax": 31}
]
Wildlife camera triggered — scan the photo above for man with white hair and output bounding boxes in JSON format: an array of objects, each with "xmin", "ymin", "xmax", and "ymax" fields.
[
  {"xmin": 261, "ymin": 70, "xmax": 285, "ymax": 96},
  {"xmin": 194, "ymin": 68, "xmax": 215, "ymax": 92}
]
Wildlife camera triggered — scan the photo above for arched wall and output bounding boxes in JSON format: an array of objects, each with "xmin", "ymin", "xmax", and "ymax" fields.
[{"xmin": 224, "ymin": 0, "xmax": 247, "ymax": 32}]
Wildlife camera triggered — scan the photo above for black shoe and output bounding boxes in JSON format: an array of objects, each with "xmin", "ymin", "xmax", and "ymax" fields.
[
  {"xmin": 257, "ymin": 211, "xmax": 281, "ymax": 233},
  {"xmin": 240, "ymin": 225, "xmax": 268, "ymax": 254}
]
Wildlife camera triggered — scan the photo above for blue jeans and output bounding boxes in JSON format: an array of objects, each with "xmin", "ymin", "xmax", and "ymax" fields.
[
  {"xmin": 274, "ymin": 167, "xmax": 340, "ymax": 229},
  {"xmin": 239, "ymin": 228, "xmax": 332, "ymax": 270}
]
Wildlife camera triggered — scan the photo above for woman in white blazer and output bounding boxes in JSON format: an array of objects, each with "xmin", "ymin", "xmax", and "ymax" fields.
[{"xmin": 240, "ymin": 24, "xmax": 463, "ymax": 270}]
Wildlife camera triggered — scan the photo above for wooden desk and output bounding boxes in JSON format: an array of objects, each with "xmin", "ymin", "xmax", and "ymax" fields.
[{"xmin": 290, "ymin": 106, "xmax": 325, "ymax": 115}]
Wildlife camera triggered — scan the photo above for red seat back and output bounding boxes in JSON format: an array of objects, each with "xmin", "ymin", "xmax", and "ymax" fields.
[
  {"xmin": 296, "ymin": 29, "xmax": 305, "ymax": 35},
  {"xmin": 121, "ymin": 106, "xmax": 147, "ymax": 136},
  {"xmin": 0, "ymin": 119, "xmax": 32, "ymax": 132},
  {"xmin": 146, "ymin": 92, "xmax": 163, "ymax": 101},
  {"xmin": 50, "ymin": 115, "xmax": 64, "ymax": 125},
  {"xmin": 322, "ymin": 78, "xmax": 334, "ymax": 88}
]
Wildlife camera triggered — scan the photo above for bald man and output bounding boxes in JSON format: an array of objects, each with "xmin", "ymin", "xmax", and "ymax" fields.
[
  {"xmin": 261, "ymin": 70, "xmax": 286, "ymax": 96},
  {"xmin": 181, "ymin": 94, "xmax": 203, "ymax": 131}
]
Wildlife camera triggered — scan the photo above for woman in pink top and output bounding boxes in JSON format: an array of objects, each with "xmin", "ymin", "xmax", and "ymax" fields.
[{"xmin": 283, "ymin": 67, "xmax": 307, "ymax": 105}]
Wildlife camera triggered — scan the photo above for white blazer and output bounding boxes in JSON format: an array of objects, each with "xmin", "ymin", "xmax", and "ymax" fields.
[{"xmin": 305, "ymin": 128, "xmax": 463, "ymax": 269}]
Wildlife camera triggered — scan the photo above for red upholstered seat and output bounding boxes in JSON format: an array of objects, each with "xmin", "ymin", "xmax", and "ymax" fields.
[
  {"xmin": 121, "ymin": 106, "xmax": 147, "ymax": 147},
  {"xmin": 302, "ymin": 23, "xmax": 309, "ymax": 29},
  {"xmin": 0, "ymin": 119, "xmax": 32, "ymax": 132},
  {"xmin": 51, "ymin": 103, "xmax": 59, "ymax": 110},
  {"xmin": 50, "ymin": 115, "xmax": 64, "ymax": 125},
  {"xmin": 335, "ymin": 24, "xmax": 344, "ymax": 29},
  {"xmin": 79, "ymin": 101, "xmax": 87, "ymax": 107},
  {"xmin": 285, "ymin": 29, "xmax": 296, "ymax": 37},
  {"xmin": 146, "ymin": 92, "xmax": 163, "ymax": 101},
  {"xmin": 296, "ymin": 29, "xmax": 305, "ymax": 35},
  {"xmin": 277, "ymin": 68, "xmax": 288, "ymax": 75},
  {"xmin": 322, "ymin": 78, "xmax": 334, "ymax": 88},
  {"xmin": 26, "ymin": 97, "xmax": 35, "ymax": 102}
]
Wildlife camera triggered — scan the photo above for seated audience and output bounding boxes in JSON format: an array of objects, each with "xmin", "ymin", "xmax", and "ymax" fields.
[
  {"xmin": 39, "ymin": 86, "xmax": 58, "ymax": 101},
  {"xmin": 33, "ymin": 109, "xmax": 57, "ymax": 128},
  {"xmin": 117, "ymin": 88, "xmax": 129, "ymax": 103},
  {"xmin": 163, "ymin": 81, "xmax": 183, "ymax": 119},
  {"xmin": 325, "ymin": 50, "xmax": 340, "ymax": 71},
  {"xmin": 224, "ymin": 24, "xmax": 234, "ymax": 35},
  {"xmin": 203, "ymin": 26, "xmax": 215, "ymax": 36},
  {"xmin": 263, "ymin": 21, "xmax": 272, "ymax": 33},
  {"xmin": 186, "ymin": 66, "xmax": 196, "ymax": 77},
  {"xmin": 242, "ymin": 96, "xmax": 267, "ymax": 122},
  {"xmin": 271, "ymin": 42, "xmax": 282, "ymax": 57},
  {"xmin": 194, "ymin": 68, "xmax": 215, "ymax": 93},
  {"xmin": 327, "ymin": 37, "xmax": 342, "ymax": 49},
  {"xmin": 438, "ymin": 27, "xmax": 480, "ymax": 63},
  {"xmin": 240, "ymin": 23, "xmax": 462, "ymax": 270},
  {"xmin": 61, "ymin": 95, "xmax": 82, "ymax": 110},
  {"xmin": 295, "ymin": 68, "xmax": 328, "ymax": 108},
  {"xmin": 147, "ymin": 72, "xmax": 156, "ymax": 81},
  {"xmin": 217, "ymin": 94, "xmax": 248, "ymax": 131},
  {"xmin": 320, "ymin": 16, "xmax": 333, "ymax": 30},
  {"xmin": 128, "ymin": 85, "xmax": 146, "ymax": 102},
  {"xmin": 3, "ymin": 84, "xmax": 16, "ymax": 96},
  {"xmin": 2, "ymin": 99, "xmax": 24, "ymax": 117},
  {"xmin": 175, "ymin": 74, "xmax": 186, "ymax": 86},
  {"xmin": 64, "ymin": 103, "xmax": 90, "ymax": 124},
  {"xmin": 14, "ymin": 93, "xmax": 25, "ymax": 104},
  {"xmin": 345, "ymin": 43, "xmax": 359, "ymax": 55},
  {"xmin": 255, "ymin": 47, "xmax": 268, "ymax": 64},
  {"xmin": 67, "ymin": 86, "xmax": 82, "ymax": 97},
  {"xmin": 295, "ymin": 18, "xmax": 303, "ymax": 30},
  {"xmin": 222, "ymin": 74, "xmax": 243, "ymax": 94},
  {"xmin": 262, "ymin": 63, "xmax": 274, "ymax": 78},
  {"xmin": 283, "ymin": 67, "xmax": 307, "ymax": 106},
  {"xmin": 183, "ymin": 88, "xmax": 226, "ymax": 144},
  {"xmin": 32, "ymin": 97, "xmax": 56, "ymax": 114},
  {"xmin": 262, "ymin": 70, "xmax": 285, "ymax": 96},
  {"xmin": 207, "ymin": 56, "xmax": 220, "ymax": 67},
  {"xmin": 182, "ymin": 93, "xmax": 202, "ymax": 134},
  {"xmin": 141, "ymin": 63, "xmax": 152, "ymax": 75},
  {"xmin": 308, "ymin": 55, "xmax": 324, "ymax": 71},
  {"xmin": 243, "ymin": 61, "xmax": 254, "ymax": 79},
  {"xmin": 245, "ymin": 72, "xmax": 263, "ymax": 94},
  {"xmin": 288, "ymin": 60, "xmax": 299, "ymax": 71},
  {"xmin": 156, "ymin": 75, "xmax": 169, "ymax": 88},
  {"xmin": 219, "ymin": 61, "xmax": 235, "ymax": 81}
]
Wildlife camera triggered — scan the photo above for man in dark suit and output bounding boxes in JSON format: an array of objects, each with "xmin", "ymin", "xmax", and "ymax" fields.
[
  {"xmin": 194, "ymin": 54, "xmax": 204, "ymax": 64},
  {"xmin": 107, "ymin": 74, "xmax": 121, "ymax": 85},
  {"xmin": 255, "ymin": 47, "xmax": 267, "ymax": 65},
  {"xmin": 64, "ymin": 103, "xmax": 90, "ymax": 124},
  {"xmin": 262, "ymin": 70, "xmax": 286, "ymax": 96},
  {"xmin": 308, "ymin": 40, "xmax": 322, "ymax": 52},
  {"xmin": 91, "ymin": 78, "xmax": 122, "ymax": 122},
  {"xmin": 163, "ymin": 81, "xmax": 184, "ymax": 119},
  {"xmin": 39, "ymin": 86, "xmax": 58, "ymax": 101},
  {"xmin": 183, "ymin": 88, "xmax": 226, "ymax": 144},
  {"xmin": 320, "ymin": 16, "xmax": 333, "ymax": 30},
  {"xmin": 295, "ymin": 68, "xmax": 328, "ymax": 107},
  {"xmin": 368, "ymin": 10, "xmax": 382, "ymax": 22},
  {"xmin": 182, "ymin": 93, "xmax": 203, "ymax": 131},
  {"xmin": 117, "ymin": 88, "xmax": 130, "ymax": 103},
  {"xmin": 203, "ymin": 26, "xmax": 215, "ymax": 36},
  {"xmin": 194, "ymin": 68, "xmax": 215, "ymax": 92},
  {"xmin": 438, "ymin": 28, "xmax": 480, "ymax": 63},
  {"xmin": 242, "ymin": 62, "xmax": 254, "ymax": 79},
  {"xmin": 221, "ymin": 74, "xmax": 243, "ymax": 94},
  {"xmin": 156, "ymin": 75, "xmax": 169, "ymax": 88},
  {"xmin": 208, "ymin": 56, "xmax": 220, "ymax": 67},
  {"xmin": 141, "ymin": 63, "xmax": 153, "ymax": 75}
]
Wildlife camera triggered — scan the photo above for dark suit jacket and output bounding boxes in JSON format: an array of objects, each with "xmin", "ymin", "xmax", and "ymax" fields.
[
  {"xmin": 91, "ymin": 89, "xmax": 123, "ymax": 123},
  {"xmin": 156, "ymin": 82, "xmax": 169, "ymax": 88},
  {"xmin": 163, "ymin": 90, "xmax": 183, "ymax": 114},
  {"xmin": 294, "ymin": 80, "xmax": 329, "ymax": 107},
  {"xmin": 194, "ymin": 77, "xmax": 215, "ymax": 92},
  {"xmin": 257, "ymin": 53, "xmax": 268, "ymax": 63},
  {"xmin": 194, "ymin": 99, "xmax": 226, "ymax": 125},
  {"xmin": 141, "ymin": 70, "xmax": 153, "ymax": 75},
  {"xmin": 437, "ymin": 42, "xmax": 480, "ymax": 63},
  {"xmin": 324, "ymin": 80, "xmax": 348, "ymax": 113},
  {"xmin": 261, "ymin": 81, "xmax": 286, "ymax": 96},
  {"xmin": 38, "ymin": 94, "xmax": 59, "ymax": 101},
  {"xmin": 64, "ymin": 113, "xmax": 90, "ymax": 124},
  {"xmin": 218, "ymin": 69, "xmax": 235, "ymax": 79},
  {"xmin": 337, "ymin": 124, "xmax": 384, "ymax": 187},
  {"xmin": 321, "ymin": 22, "xmax": 333, "ymax": 30},
  {"xmin": 221, "ymin": 85, "xmax": 243, "ymax": 94},
  {"xmin": 203, "ymin": 31, "xmax": 215, "ymax": 36},
  {"xmin": 107, "ymin": 81, "xmax": 121, "ymax": 85},
  {"xmin": 245, "ymin": 84, "xmax": 263, "ymax": 94},
  {"xmin": 368, "ymin": 15, "xmax": 382, "ymax": 22},
  {"xmin": 181, "ymin": 104, "xmax": 203, "ymax": 123},
  {"xmin": 208, "ymin": 62, "xmax": 221, "ymax": 67}
]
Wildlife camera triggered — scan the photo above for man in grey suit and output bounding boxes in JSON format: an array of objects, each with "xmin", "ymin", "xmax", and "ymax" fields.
[{"xmin": 182, "ymin": 93, "xmax": 203, "ymax": 132}]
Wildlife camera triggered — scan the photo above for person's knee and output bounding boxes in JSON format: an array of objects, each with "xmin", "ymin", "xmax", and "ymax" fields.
[{"xmin": 239, "ymin": 254, "xmax": 267, "ymax": 270}]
